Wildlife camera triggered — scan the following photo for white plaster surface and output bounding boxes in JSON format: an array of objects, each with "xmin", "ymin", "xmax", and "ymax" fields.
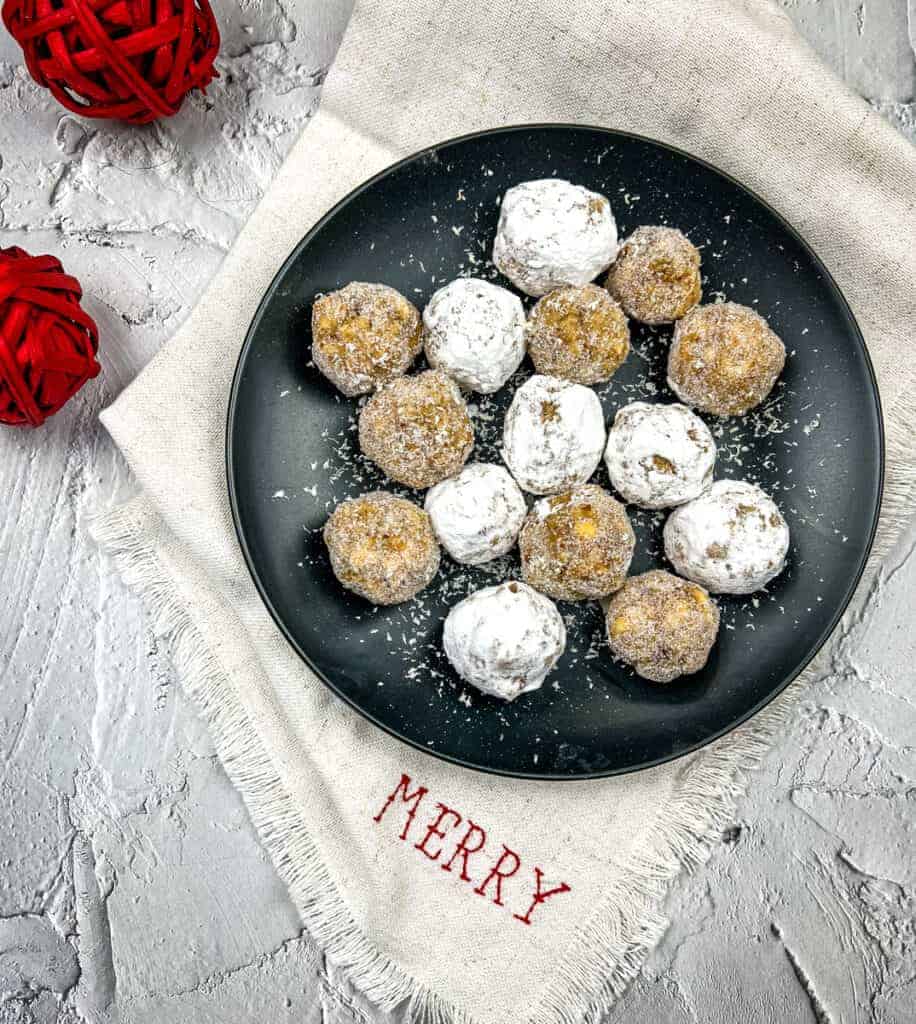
[{"xmin": 0, "ymin": 1, "xmax": 914, "ymax": 1021}]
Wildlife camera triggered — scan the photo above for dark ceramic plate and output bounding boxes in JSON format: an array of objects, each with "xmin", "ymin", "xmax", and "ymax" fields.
[{"xmin": 227, "ymin": 125, "xmax": 883, "ymax": 780}]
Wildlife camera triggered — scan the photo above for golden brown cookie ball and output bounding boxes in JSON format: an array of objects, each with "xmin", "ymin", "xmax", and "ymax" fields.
[
  {"xmin": 519, "ymin": 484, "xmax": 635, "ymax": 601},
  {"xmin": 312, "ymin": 282, "xmax": 422, "ymax": 397},
  {"xmin": 606, "ymin": 569, "xmax": 719, "ymax": 683},
  {"xmin": 605, "ymin": 226, "xmax": 702, "ymax": 324},
  {"xmin": 323, "ymin": 491, "xmax": 440, "ymax": 605},
  {"xmin": 667, "ymin": 302, "xmax": 786, "ymax": 416},
  {"xmin": 525, "ymin": 284, "xmax": 630, "ymax": 385},
  {"xmin": 358, "ymin": 369, "xmax": 474, "ymax": 489}
]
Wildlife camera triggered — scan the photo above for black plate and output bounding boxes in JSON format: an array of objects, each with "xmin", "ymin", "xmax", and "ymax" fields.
[{"xmin": 227, "ymin": 125, "xmax": 883, "ymax": 780}]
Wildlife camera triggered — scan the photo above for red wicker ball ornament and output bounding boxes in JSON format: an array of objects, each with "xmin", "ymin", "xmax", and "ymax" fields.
[
  {"xmin": 0, "ymin": 246, "xmax": 100, "ymax": 426},
  {"xmin": 2, "ymin": 0, "xmax": 220, "ymax": 124}
]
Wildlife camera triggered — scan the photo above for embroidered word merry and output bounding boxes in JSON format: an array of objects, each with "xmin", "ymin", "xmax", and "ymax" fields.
[{"xmin": 373, "ymin": 773, "xmax": 571, "ymax": 926}]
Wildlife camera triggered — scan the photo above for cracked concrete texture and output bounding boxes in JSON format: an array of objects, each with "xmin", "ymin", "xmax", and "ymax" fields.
[{"xmin": 0, "ymin": 1, "xmax": 914, "ymax": 1022}]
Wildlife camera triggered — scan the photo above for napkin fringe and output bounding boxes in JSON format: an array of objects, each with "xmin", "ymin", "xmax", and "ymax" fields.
[
  {"xmin": 875, "ymin": 390, "xmax": 916, "ymax": 567},
  {"xmin": 88, "ymin": 501, "xmax": 423, "ymax": 1008},
  {"xmin": 90, "ymin": 497, "xmax": 815, "ymax": 1024}
]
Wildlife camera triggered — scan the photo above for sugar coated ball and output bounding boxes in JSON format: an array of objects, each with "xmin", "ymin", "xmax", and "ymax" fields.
[
  {"xmin": 359, "ymin": 370, "xmax": 474, "ymax": 489},
  {"xmin": 605, "ymin": 226, "xmax": 701, "ymax": 324},
  {"xmin": 668, "ymin": 302, "xmax": 786, "ymax": 416},
  {"xmin": 492, "ymin": 179, "xmax": 618, "ymax": 297},
  {"xmin": 606, "ymin": 570, "xmax": 720, "ymax": 683},
  {"xmin": 663, "ymin": 479, "xmax": 790, "ymax": 594},
  {"xmin": 424, "ymin": 463, "xmax": 527, "ymax": 565},
  {"xmin": 323, "ymin": 492, "xmax": 440, "ymax": 605},
  {"xmin": 442, "ymin": 581, "xmax": 566, "ymax": 700},
  {"xmin": 423, "ymin": 277, "xmax": 526, "ymax": 393},
  {"xmin": 312, "ymin": 282, "xmax": 421, "ymax": 397},
  {"xmin": 526, "ymin": 283, "xmax": 630, "ymax": 385},
  {"xmin": 520, "ymin": 484, "xmax": 635, "ymax": 601},
  {"xmin": 502, "ymin": 374, "xmax": 606, "ymax": 495},
  {"xmin": 604, "ymin": 401, "xmax": 716, "ymax": 509}
]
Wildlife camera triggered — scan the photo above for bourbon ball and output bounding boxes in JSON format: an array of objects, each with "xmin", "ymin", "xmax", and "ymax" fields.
[
  {"xmin": 358, "ymin": 370, "xmax": 474, "ymax": 489},
  {"xmin": 424, "ymin": 463, "xmax": 527, "ymax": 565},
  {"xmin": 663, "ymin": 479, "xmax": 790, "ymax": 594},
  {"xmin": 605, "ymin": 225, "xmax": 702, "ymax": 324},
  {"xmin": 492, "ymin": 179, "xmax": 618, "ymax": 297},
  {"xmin": 526, "ymin": 283, "xmax": 630, "ymax": 385},
  {"xmin": 443, "ymin": 581, "xmax": 566, "ymax": 700},
  {"xmin": 668, "ymin": 302, "xmax": 786, "ymax": 416},
  {"xmin": 502, "ymin": 374, "xmax": 606, "ymax": 495},
  {"xmin": 519, "ymin": 484, "xmax": 635, "ymax": 601},
  {"xmin": 311, "ymin": 282, "xmax": 422, "ymax": 397},
  {"xmin": 423, "ymin": 277, "xmax": 526, "ymax": 394},
  {"xmin": 606, "ymin": 570, "xmax": 720, "ymax": 683},
  {"xmin": 604, "ymin": 401, "xmax": 716, "ymax": 509},
  {"xmin": 323, "ymin": 491, "xmax": 440, "ymax": 605}
]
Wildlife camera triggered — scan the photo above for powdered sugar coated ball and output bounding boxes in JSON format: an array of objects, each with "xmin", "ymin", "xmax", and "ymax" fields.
[
  {"xmin": 605, "ymin": 402, "xmax": 716, "ymax": 509},
  {"xmin": 442, "ymin": 581, "xmax": 566, "ymax": 700},
  {"xmin": 502, "ymin": 374, "xmax": 606, "ymax": 495},
  {"xmin": 663, "ymin": 479, "xmax": 790, "ymax": 594},
  {"xmin": 424, "ymin": 463, "xmax": 527, "ymax": 565},
  {"xmin": 493, "ymin": 179, "xmax": 618, "ymax": 297},
  {"xmin": 423, "ymin": 278, "xmax": 526, "ymax": 394}
]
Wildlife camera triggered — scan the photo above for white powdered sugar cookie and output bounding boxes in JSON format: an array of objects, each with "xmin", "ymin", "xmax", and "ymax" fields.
[
  {"xmin": 492, "ymin": 179, "xmax": 618, "ymax": 297},
  {"xmin": 502, "ymin": 374, "xmax": 606, "ymax": 495},
  {"xmin": 604, "ymin": 401, "xmax": 716, "ymax": 509},
  {"xmin": 424, "ymin": 463, "xmax": 527, "ymax": 565},
  {"xmin": 663, "ymin": 479, "xmax": 790, "ymax": 594},
  {"xmin": 442, "ymin": 581, "xmax": 566, "ymax": 700},
  {"xmin": 423, "ymin": 277, "xmax": 526, "ymax": 394}
]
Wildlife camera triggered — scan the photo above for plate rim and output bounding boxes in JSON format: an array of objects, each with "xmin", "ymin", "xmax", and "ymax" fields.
[{"xmin": 226, "ymin": 122, "xmax": 885, "ymax": 781}]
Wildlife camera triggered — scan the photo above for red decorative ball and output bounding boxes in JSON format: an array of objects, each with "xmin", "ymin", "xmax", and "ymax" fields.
[
  {"xmin": 0, "ymin": 246, "xmax": 100, "ymax": 427},
  {"xmin": 2, "ymin": 0, "xmax": 220, "ymax": 125}
]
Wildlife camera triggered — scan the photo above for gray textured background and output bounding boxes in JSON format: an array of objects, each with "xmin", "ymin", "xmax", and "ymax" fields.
[{"xmin": 1, "ymin": 2, "xmax": 914, "ymax": 1022}]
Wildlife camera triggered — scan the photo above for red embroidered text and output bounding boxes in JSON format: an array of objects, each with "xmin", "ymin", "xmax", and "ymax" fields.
[{"xmin": 373, "ymin": 773, "xmax": 571, "ymax": 926}]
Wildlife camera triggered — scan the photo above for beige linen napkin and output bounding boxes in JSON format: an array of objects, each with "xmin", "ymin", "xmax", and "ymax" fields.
[{"xmin": 92, "ymin": 2, "xmax": 916, "ymax": 1022}]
